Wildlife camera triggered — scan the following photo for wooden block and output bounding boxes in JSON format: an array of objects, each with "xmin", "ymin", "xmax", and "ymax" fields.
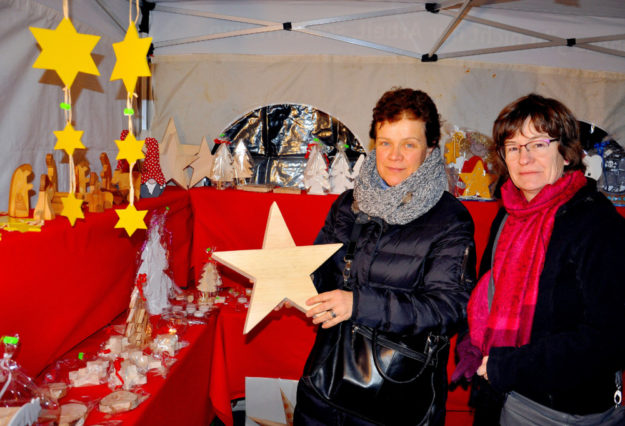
[
  {"xmin": 46, "ymin": 153, "xmax": 58, "ymax": 193},
  {"xmin": 237, "ymin": 183, "xmax": 274, "ymax": 193},
  {"xmin": 273, "ymin": 186, "xmax": 302, "ymax": 194},
  {"xmin": 33, "ymin": 175, "xmax": 55, "ymax": 221},
  {"xmin": 75, "ymin": 161, "xmax": 90, "ymax": 198},
  {"xmin": 100, "ymin": 152, "xmax": 113, "ymax": 192},
  {"xmin": 8, "ymin": 164, "xmax": 33, "ymax": 218},
  {"xmin": 51, "ymin": 192, "xmax": 68, "ymax": 215}
]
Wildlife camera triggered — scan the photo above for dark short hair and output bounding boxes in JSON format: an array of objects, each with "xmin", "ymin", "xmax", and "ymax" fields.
[
  {"xmin": 492, "ymin": 93, "xmax": 585, "ymax": 174},
  {"xmin": 369, "ymin": 88, "xmax": 440, "ymax": 147}
]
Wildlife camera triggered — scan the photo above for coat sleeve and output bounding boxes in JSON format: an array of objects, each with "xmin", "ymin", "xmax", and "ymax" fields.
[
  {"xmin": 487, "ymin": 201, "xmax": 625, "ymax": 395},
  {"xmin": 352, "ymin": 210, "xmax": 477, "ymax": 337}
]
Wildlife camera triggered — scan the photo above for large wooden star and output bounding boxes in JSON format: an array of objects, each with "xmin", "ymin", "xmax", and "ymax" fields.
[
  {"xmin": 159, "ymin": 119, "xmax": 195, "ymax": 188},
  {"xmin": 115, "ymin": 132, "xmax": 145, "ymax": 165},
  {"xmin": 30, "ymin": 18, "xmax": 100, "ymax": 88},
  {"xmin": 61, "ymin": 193, "xmax": 84, "ymax": 226},
  {"xmin": 114, "ymin": 204, "xmax": 148, "ymax": 237},
  {"xmin": 53, "ymin": 122, "xmax": 85, "ymax": 156},
  {"xmin": 188, "ymin": 137, "xmax": 215, "ymax": 188},
  {"xmin": 213, "ymin": 203, "xmax": 341, "ymax": 334},
  {"xmin": 110, "ymin": 25, "xmax": 152, "ymax": 93},
  {"xmin": 459, "ymin": 159, "xmax": 495, "ymax": 198}
]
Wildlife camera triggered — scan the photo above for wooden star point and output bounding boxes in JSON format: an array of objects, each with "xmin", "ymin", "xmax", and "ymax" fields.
[
  {"xmin": 110, "ymin": 25, "xmax": 152, "ymax": 93},
  {"xmin": 188, "ymin": 137, "xmax": 215, "ymax": 188},
  {"xmin": 30, "ymin": 17, "xmax": 100, "ymax": 88},
  {"xmin": 53, "ymin": 122, "xmax": 85, "ymax": 156},
  {"xmin": 159, "ymin": 119, "xmax": 195, "ymax": 188},
  {"xmin": 114, "ymin": 204, "xmax": 148, "ymax": 237}
]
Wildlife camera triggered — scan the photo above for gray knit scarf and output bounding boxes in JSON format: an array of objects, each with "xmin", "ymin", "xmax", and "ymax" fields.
[{"xmin": 353, "ymin": 147, "xmax": 448, "ymax": 225}]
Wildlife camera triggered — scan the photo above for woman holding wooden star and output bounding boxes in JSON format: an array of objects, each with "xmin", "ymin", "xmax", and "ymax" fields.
[{"xmin": 293, "ymin": 88, "xmax": 476, "ymax": 425}]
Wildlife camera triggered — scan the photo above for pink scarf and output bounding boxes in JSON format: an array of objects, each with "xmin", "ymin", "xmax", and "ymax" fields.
[{"xmin": 468, "ymin": 171, "xmax": 586, "ymax": 354}]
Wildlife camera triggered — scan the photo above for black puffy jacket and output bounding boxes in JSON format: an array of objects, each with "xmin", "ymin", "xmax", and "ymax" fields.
[{"xmin": 300, "ymin": 189, "xmax": 476, "ymax": 425}]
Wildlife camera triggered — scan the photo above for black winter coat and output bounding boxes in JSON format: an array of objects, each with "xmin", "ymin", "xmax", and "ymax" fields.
[
  {"xmin": 476, "ymin": 179, "xmax": 625, "ymax": 420},
  {"xmin": 297, "ymin": 189, "xmax": 476, "ymax": 425}
]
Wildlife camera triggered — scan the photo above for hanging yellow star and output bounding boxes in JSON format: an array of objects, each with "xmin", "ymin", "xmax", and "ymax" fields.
[
  {"xmin": 61, "ymin": 193, "xmax": 84, "ymax": 226},
  {"xmin": 444, "ymin": 132, "xmax": 464, "ymax": 164},
  {"xmin": 30, "ymin": 18, "xmax": 100, "ymax": 88},
  {"xmin": 53, "ymin": 122, "xmax": 85, "ymax": 156},
  {"xmin": 114, "ymin": 204, "xmax": 148, "ymax": 237},
  {"xmin": 110, "ymin": 25, "xmax": 152, "ymax": 93},
  {"xmin": 459, "ymin": 159, "xmax": 495, "ymax": 198},
  {"xmin": 115, "ymin": 132, "xmax": 145, "ymax": 165}
]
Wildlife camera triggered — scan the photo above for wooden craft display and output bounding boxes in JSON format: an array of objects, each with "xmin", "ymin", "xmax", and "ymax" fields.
[
  {"xmin": 125, "ymin": 287, "xmax": 151, "ymax": 348},
  {"xmin": 212, "ymin": 202, "xmax": 342, "ymax": 334},
  {"xmin": 8, "ymin": 164, "xmax": 34, "ymax": 218},
  {"xmin": 85, "ymin": 172, "xmax": 113, "ymax": 213}
]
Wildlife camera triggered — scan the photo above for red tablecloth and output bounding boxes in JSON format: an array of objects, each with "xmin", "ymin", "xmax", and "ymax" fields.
[
  {"xmin": 0, "ymin": 187, "xmax": 192, "ymax": 377},
  {"xmin": 190, "ymin": 188, "xmax": 505, "ymax": 426}
]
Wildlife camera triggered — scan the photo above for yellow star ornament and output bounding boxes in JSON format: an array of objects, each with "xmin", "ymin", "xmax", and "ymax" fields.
[
  {"xmin": 53, "ymin": 122, "xmax": 85, "ymax": 156},
  {"xmin": 61, "ymin": 193, "xmax": 84, "ymax": 226},
  {"xmin": 459, "ymin": 159, "xmax": 495, "ymax": 198},
  {"xmin": 30, "ymin": 18, "xmax": 100, "ymax": 88},
  {"xmin": 110, "ymin": 25, "xmax": 152, "ymax": 93},
  {"xmin": 115, "ymin": 132, "xmax": 145, "ymax": 165},
  {"xmin": 115, "ymin": 204, "xmax": 148, "ymax": 237}
]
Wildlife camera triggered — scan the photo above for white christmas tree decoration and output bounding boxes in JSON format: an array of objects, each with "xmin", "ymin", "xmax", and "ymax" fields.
[
  {"xmin": 351, "ymin": 154, "xmax": 366, "ymax": 179},
  {"xmin": 303, "ymin": 143, "xmax": 330, "ymax": 195},
  {"xmin": 233, "ymin": 141, "xmax": 254, "ymax": 185},
  {"xmin": 210, "ymin": 142, "xmax": 235, "ymax": 190},
  {"xmin": 329, "ymin": 150, "xmax": 353, "ymax": 194},
  {"xmin": 136, "ymin": 212, "xmax": 178, "ymax": 315}
]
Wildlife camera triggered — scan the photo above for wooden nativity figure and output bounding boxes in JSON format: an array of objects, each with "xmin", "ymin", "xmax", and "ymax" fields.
[
  {"xmin": 233, "ymin": 140, "xmax": 254, "ymax": 185},
  {"xmin": 9, "ymin": 164, "xmax": 34, "ymax": 218},
  {"xmin": 210, "ymin": 138, "xmax": 235, "ymax": 190},
  {"xmin": 140, "ymin": 137, "xmax": 166, "ymax": 198}
]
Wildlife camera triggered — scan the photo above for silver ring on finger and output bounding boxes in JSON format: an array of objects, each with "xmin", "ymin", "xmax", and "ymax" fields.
[{"xmin": 329, "ymin": 309, "xmax": 337, "ymax": 319}]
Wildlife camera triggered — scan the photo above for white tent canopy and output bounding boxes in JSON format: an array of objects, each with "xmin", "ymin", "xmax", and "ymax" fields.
[{"xmin": 1, "ymin": 0, "xmax": 624, "ymax": 210}]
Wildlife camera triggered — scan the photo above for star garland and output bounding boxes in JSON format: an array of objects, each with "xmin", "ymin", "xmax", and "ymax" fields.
[{"xmin": 112, "ymin": 0, "xmax": 151, "ymax": 237}]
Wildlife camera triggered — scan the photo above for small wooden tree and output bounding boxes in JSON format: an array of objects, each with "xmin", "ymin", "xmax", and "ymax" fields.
[
  {"xmin": 197, "ymin": 250, "xmax": 222, "ymax": 305},
  {"xmin": 329, "ymin": 149, "xmax": 353, "ymax": 194},
  {"xmin": 233, "ymin": 141, "xmax": 254, "ymax": 185},
  {"xmin": 303, "ymin": 142, "xmax": 330, "ymax": 195},
  {"xmin": 210, "ymin": 139, "xmax": 235, "ymax": 190}
]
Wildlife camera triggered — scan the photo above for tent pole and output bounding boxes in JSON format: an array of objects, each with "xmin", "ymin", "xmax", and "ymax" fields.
[{"xmin": 426, "ymin": 0, "xmax": 473, "ymax": 58}]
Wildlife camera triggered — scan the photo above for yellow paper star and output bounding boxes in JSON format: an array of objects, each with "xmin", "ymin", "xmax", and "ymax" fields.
[
  {"xmin": 444, "ymin": 132, "xmax": 464, "ymax": 164},
  {"xmin": 30, "ymin": 18, "xmax": 100, "ymax": 88},
  {"xmin": 213, "ymin": 203, "xmax": 342, "ymax": 334},
  {"xmin": 459, "ymin": 159, "xmax": 495, "ymax": 198},
  {"xmin": 61, "ymin": 193, "xmax": 84, "ymax": 226},
  {"xmin": 110, "ymin": 25, "xmax": 152, "ymax": 93},
  {"xmin": 115, "ymin": 132, "xmax": 145, "ymax": 165},
  {"xmin": 115, "ymin": 204, "xmax": 148, "ymax": 236},
  {"xmin": 53, "ymin": 122, "xmax": 85, "ymax": 156}
]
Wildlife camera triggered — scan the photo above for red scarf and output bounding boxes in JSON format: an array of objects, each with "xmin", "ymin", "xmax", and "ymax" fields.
[{"xmin": 468, "ymin": 171, "xmax": 586, "ymax": 354}]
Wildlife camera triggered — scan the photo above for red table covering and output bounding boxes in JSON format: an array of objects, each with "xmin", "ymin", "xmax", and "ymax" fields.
[{"xmin": 0, "ymin": 187, "xmax": 192, "ymax": 377}]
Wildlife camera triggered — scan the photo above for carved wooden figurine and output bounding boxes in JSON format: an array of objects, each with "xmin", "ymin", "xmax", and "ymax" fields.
[
  {"xmin": 85, "ymin": 172, "xmax": 113, "ymax": 213},
  {"xmin": 100, "ymin": 153, "xmax": 113, "ymax": 192},
  {"xmin": 33, "ymin": 174, "xmax": 55, "ymax": 221},
  {"xmin": 46, "ymin": 153, "xmax": 58, "ymax": 193},
  {"xmin": 75, "ymin": 160, "xmax": 90, "ymax": 199},
  {"xmin": 8, "ymin": 164, "xmax": 34, "ymax": 218}
]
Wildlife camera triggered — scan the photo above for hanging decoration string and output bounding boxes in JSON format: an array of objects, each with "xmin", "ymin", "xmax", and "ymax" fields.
[
  {"xmin": 63, "ymin": 0, "xmax": 69, "ymax": 19},
  {"xmin": 62, "ymin": 0, "xmax": 75, "ymax": 196}
]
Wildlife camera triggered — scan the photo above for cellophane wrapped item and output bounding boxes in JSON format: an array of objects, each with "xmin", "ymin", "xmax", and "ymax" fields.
[
  {"xmin": 98, "ymin": 389, "xmax": 149, "ymax": 415},
  {"xmin": 0, "ymin": 335, "xmax": 60, "ymax": 425}
]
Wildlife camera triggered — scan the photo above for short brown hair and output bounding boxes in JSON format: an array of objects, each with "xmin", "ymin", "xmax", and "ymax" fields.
[
  {"xmin": 369, "ymin": 88, "xmax": 440, "ymax": 147},
  {"xmin": 492, "ymin": 93, "xmax": 585, "ymax": 174}
]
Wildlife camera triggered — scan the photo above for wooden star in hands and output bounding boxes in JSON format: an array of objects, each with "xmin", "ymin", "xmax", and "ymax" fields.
[
  {"xmin": 110, "ymin": 25, "xmax": 152, "ymax": 93},
  {"xmin": 212, "ymin": 202, "xmax": 342, "ymax": 334},
  {"xmin": 115, "ymin": 132, "xmax": 145, "ymax": 165},
  {"xmin": 30, "ymin": 18, "xmax": 100, "ymax": 88},
  {"xmin": 459, "ymin": 159, "xmax": 495, "ymax": 198},
  {"xmin": 188, "ymin": 137, "xmax": 215, "ymax": 187},
  {"xmin": 61, "ymin": 193, "xmax": 84, "ymax": 226},
  {"xmin": 114, "ymin": 204, "xmax": 148, "ymax": 237},
  {"xmin": 53, "ymin": 122, "xmax": 85, "ymax": 156}
]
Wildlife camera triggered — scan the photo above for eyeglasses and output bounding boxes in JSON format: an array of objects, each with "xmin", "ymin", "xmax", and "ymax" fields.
[{"xmin": 498, "ymin": 138, "xmax": 558, "ymax": 159}]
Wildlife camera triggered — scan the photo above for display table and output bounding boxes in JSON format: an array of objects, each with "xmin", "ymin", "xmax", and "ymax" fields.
[{"xmin": 0, "ymin": 187, "xmax": 192, "ymax": 377}]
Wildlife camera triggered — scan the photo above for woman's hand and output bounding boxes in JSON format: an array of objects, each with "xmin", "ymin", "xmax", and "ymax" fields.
[
  {"xmin": 305, "ymin": 289, "xmax": 353, "ymax": 329},
  {"xmin": 476, "ymin": 356, "xmax": 489, "ymax": 381}
]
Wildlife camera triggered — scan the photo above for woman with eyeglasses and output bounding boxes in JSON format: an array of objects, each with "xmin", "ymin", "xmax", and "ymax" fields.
[{"xmin": 454, "ymin": 93, "xmax": 625, "ymax": 424}]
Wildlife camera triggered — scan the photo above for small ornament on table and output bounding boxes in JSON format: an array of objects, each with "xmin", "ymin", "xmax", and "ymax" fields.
[
  {"xmin": 329, "ymin": 144, "xmax": 354, "ymax": 194},
  {"xmin": 150, "ymin": 334, "xmax": 179, "ymax": 357},
  {"xmin": 125, "ymin": 274, "xmax": 152, "ymax": 349},
  {"xmin": 58, "ymin": 402, "xmax": 88, "ymax": 426},
  {"xmin": 140, "ymin": 137, "xmax": 166, "ymax": 198},
  {"xmin": 233, "ymin": 140, "xmax": 254, "ymax": 185},
  {"xmin": 99, "ymin": 390, "xmax": 142, "ymax": 414},
  {"xmin": 303, "ymin": 139, "xmax": 330, "ymax": 195},
  {"xmin": 210, "ymin": 136, "xmax": 235, "ymax": 190},
  {"xmin": 197, "ymin": 248, "xmax": 222, "ymax": 306},
  {"xmin": 108, "ymin": 359, "xmax": 147, "ymax": 391}
]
